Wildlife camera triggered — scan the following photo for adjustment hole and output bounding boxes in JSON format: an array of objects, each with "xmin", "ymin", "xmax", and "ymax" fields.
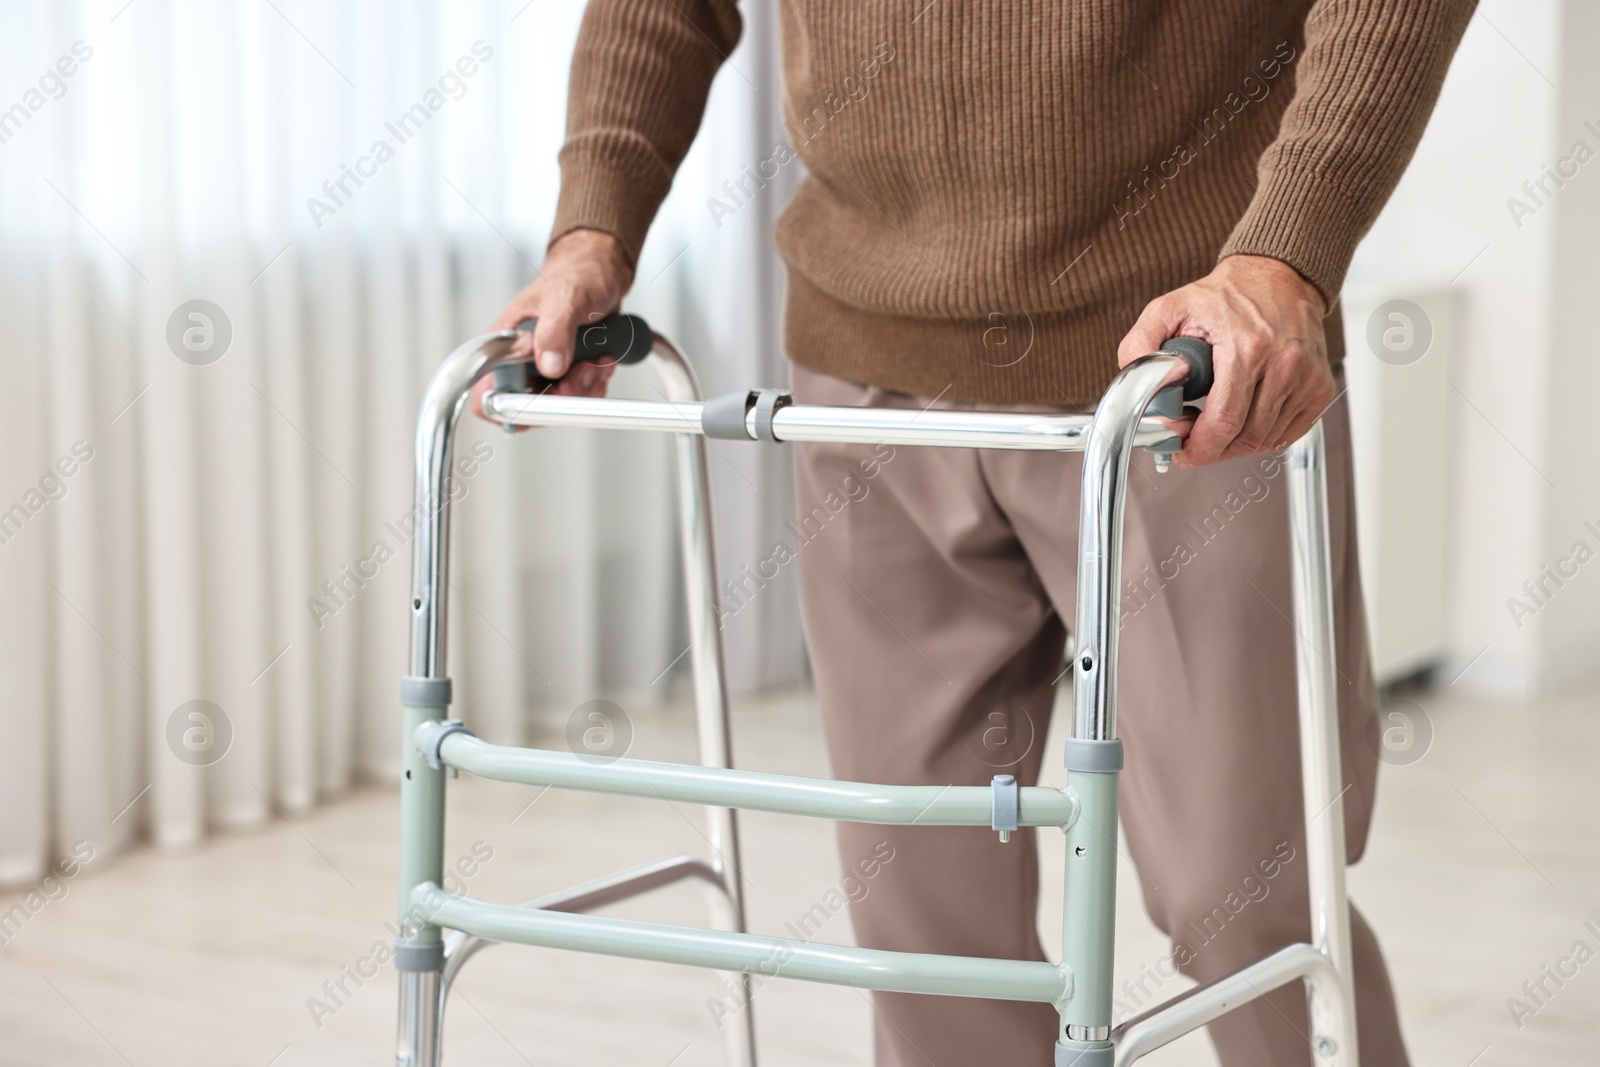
[
  {"xmin": 404, "ymin": 769, "xmax": 412, "ymax": 779},
  {"xmin": 412, "ymin": 598, "xmax": 423, "ymax": 611},
  {"xmin": 1081, "ymin": 654, "xmax": 1093, "ymax": 672}
]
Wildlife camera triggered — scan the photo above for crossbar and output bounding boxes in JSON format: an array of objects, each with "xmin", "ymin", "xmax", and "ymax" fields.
[
  {"xmin": 425, "ymin": 726, "xmax": 1080, "ymax": 828},
  {"xmin": 481, "ymin": 391, "xmax": 1182, "ymax": 452},
  {"xmin": 1112, "ymin": 943, "xmax": 1337, "ymax": 1065},
  {"xmin": 414, "ymin": 883, "xmax": 1072, "ymax": 1005}
]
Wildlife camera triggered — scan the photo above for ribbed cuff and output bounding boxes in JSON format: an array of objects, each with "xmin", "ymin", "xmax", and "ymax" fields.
[
  {"xmin": 551, "ymin": 129, "xmax": 673, "ymax": 266},
  {"xmin": 1219, "ymin": 159, "xmax": 1372, "ymax": 306}
]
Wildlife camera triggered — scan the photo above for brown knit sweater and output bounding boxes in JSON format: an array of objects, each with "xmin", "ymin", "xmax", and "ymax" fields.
[{"xmin": 552, "ymin": 1, "xmax": 1472, "ymax": 404}]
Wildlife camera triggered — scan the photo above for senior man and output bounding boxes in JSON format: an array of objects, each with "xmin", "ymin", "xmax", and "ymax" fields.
[{"xmin": 479, "ymin": 3, "xmax": 1471, "ymax": 1064}]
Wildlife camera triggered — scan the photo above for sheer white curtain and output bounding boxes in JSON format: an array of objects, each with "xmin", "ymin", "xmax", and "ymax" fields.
[{"xmin": 0, "ymin": 0, "xmax": 801, "ymax": 888}]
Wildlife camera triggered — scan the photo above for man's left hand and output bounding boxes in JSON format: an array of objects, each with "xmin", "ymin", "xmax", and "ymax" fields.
[{"xmin": 1117, "ymin": 254, "xmax": 1336, "ymax": 468}]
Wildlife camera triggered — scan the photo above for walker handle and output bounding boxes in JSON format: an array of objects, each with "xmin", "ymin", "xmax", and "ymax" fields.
[
  {"xmin": 1159, "ymin": 336, "xmax": 1214, "ymax": 402},
  {"xmin": 493, "ymin": 314, "xmax": 655, "ymax": 392}
]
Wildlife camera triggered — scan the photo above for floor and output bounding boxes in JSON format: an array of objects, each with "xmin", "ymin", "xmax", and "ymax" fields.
[{"xmin": 2, "ymin": 678, "xmax": 1598, "ymax": 1066}]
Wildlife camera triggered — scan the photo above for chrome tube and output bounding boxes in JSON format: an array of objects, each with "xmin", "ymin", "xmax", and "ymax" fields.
[
  {"xmin": 409, "ymin": 331, "xmax": 524, "ymax": 679},
  {"xmin": 483, "ymin": 390, "xmax": 1180, "ymax": 452},
  {"xmin": 1112, "ymin": 943, "xmax": 1337, "ymax": 1065},
  {"xmin": 411, "ymin": 331, "xmax": 727, "ymax": 676},
  {"xmin": 427, "ymin": 727, "xmax": 1081, "ymax": 827},
  {"xmin": 416, "ymin": 884, "xmax": 1072, "ymax": 1006},
  {"xmin": 397, "ymin": 970, "xmax": 441, "ymax": 1067},
  {"xmin": 401, "ymin": 330, "xmax": 522, "ymax": 1067},
  {"xmin": 407, "ymin": 331, "xmax": 763, "ymax": 1067},
  {"xmin": 770, "ymin": 405, "xmax": 1103, "ymax": 450},
  {"xmin": 1070, "ymin": 355, "xmax": 1191, "ymax": 741},
  {"xmin": 1055, "ymin": 355, "xmax": 1190, "ymax": 1062},
  {"xmin": 1285, "ymin": 423, "xmax": 1358, "ymax": 1066},
  {"xmin": 483, "ymin": 393, "xmax": 705, "ymax": 433},
  {"xmin": 651, "ymin": 336, "xmax": 758, "ymax": 1067}
]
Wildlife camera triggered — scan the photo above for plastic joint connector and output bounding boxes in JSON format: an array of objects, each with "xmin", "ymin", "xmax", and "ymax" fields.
[
  {"xmin": 422, "ymin": 719, "xmax": 474, "ymax": 771},
  {"xmin": 1063, "ymin": 738, "xmax": 1124, "ymax": 773},
  {"xmin": 991, "ymin": 774, "xmax": 1019, "ymax": 842},
  {"xmin": 752, "ymin": 388, "xmax": 791, "ymax": 442},
  {"xmin": 393, "ymin": 941, "xmax": 444, "ymax": 972},
  {"xmin": 1055, "ymin": 1042, "xmax": 1114, "ymax": 1067},
  {"xmin": 401, "ymin": 675, "xmax": 453, "ymax": 708},
  {"xmin": 1141, "ymin": 385, "xmax": 1185, "ymax": 457},
  {"xmin": 701, "ymin": 388, "xmax": 792, "ymax": 441}
]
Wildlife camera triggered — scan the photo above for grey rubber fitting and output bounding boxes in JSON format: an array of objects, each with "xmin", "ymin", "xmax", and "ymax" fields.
[
  {"xmin": 991, "ymin": 774, "xmax": 1019, "ymax": 833},
  {"xmin": 393, "ymin": 942, "xmax": 444, "ymax": 973},
  {"xmin": 752, "ymin": 388, "xmax": 792, "ymax": 441},
  {"xmin": 1063, "ymin": 738, "xmax": 1124, "ymax": 773},
  {"xmin": 702, "ymin": 390, "xmax": 755, "ymax": 440},
  {"xmin": 1146, "ymin": 384, "xmax": 1183, "ymax": 419},
  {"xmin": 701, "ymin": 388, "xmax": 792, "ymax": 441},
  {"xmin": 422, "ymin": 719, "xmax": 475, "ymax": 771},
  {"xmin": 401, "ymin": 675, "xmax": 452, "ymax": 707},
  {"xmin": 1056, "ymin": 1042, "xmax": 1114, "ymax": 1067}
]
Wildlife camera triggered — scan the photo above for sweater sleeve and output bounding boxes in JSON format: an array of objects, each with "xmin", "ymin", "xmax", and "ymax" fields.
[
  {"xmin": 1219, "ymin": 1, "xmax": 1474, "ymax": 303},
  {"xmin": 550, "ymin": 0, "xmax": 743, "ymax": 265}
]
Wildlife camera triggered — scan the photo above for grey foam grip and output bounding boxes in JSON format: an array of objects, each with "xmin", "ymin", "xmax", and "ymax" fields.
[
  {"xmin": 497, "ymin": 313, "xmax": 655, "ymax": 394},
  {"xmin": 401, "ymin": 675, "xmax": 452, "ymax": 707},
  {"xmin": 1063, "ymin": 737, "xmax": 1124, "ymax": 773},
  {"xmin": 1159, "ymin": 336, "xmax": 1214, "ymax": 402},
  {"xmin": 702, "ymin": 391, "xmax": 756, "ymax": 440},
  {"xmin": 514, "ymin": 313, "xmax": 653, "ymax": 364}
]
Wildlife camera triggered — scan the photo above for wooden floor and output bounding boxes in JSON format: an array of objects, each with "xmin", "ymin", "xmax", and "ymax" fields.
[{"xmin": 3, "ymin": 677, "xmax": 1598, "ymax": 1066}]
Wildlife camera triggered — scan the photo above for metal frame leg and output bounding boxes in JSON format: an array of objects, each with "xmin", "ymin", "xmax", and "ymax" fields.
[
  {"xmin": 1285, "ymin": 422, "xmax": 1358, "ymax": 1065},
  {"xmin": 1111, "ymin": 944, "xmax": 1340, "ymax": 1064},
  {"xmin": 398, "ymin": 331, "xmax": 757, "ymax": 1067},
  {"xmin": 659, "ymin": 339, "xmax": 758, "ymax": 1067},
  {"xmin": 395, "ymin": 328, "xmax": 495, "ymax": 1067},
  {"xmin": 397, "ymin": 970, "xmax": 442, "ymax": 1065},
  {"xmin": 1058, "ymin": 357, "xmax": 1190, "ymax": 1067},
  {"xmin": 1110, "ymin": 420, "xmax": 1359, "ymax": 1065}
]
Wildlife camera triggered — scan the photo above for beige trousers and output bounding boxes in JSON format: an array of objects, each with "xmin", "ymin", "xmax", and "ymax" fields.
[{"xmin": 788, "ymin": 363, "xmax": 1407, "ymax": 1067}]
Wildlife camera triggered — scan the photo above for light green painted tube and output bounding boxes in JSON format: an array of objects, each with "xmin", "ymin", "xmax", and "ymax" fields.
[
  {"xmin": 412, "ymin": 883, "xmax": 1071, "ymax": 1004},
  {"xmin": 397, "ymin": 704, "xmax": 447, "ymax": 945},
  {"xmin": 422, "ymin": 727, "xmax": 1078, "ymax": 828},
  {"xmin": 1060, "ymin": 769, "xmax": 1119, "ymax": 1034}
]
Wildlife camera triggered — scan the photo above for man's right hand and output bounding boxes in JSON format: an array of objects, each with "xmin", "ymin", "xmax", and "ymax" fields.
[{"xmin": 471, "ymin": 228, "xmax": 635, "ymax": 423}]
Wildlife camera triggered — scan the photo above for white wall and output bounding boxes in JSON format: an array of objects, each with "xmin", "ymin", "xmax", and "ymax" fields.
[
  {"xmin": 1537, "ymin": 0, "xmax": 1600, "ymax": 688},
  {"xmin": 1344, "ymin": 0, "xmax": 1600, "ymax": 697}
]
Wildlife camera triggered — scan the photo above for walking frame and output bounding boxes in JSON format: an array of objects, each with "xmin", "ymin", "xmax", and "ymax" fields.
[{"xmin": 394, "ymin": 315, "xmax": 1359, "ymax": 1067}]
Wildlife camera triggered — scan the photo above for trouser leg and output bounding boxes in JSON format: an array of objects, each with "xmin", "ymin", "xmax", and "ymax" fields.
[
  {"xmin": 790, "ymin": 365, "xmax": 1064, "ymax": 1067},
  {"xmin": 791, "ymin": 360, "xmax": 1408, "ymax": 1067}
]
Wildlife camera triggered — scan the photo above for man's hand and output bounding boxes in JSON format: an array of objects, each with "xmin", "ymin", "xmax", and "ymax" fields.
[
  {"xmin": 471, "ymin": 228, "xmax": 634, "ymax": 423},
  {"xmin": 1117, "ymin": 255, "xmax": 1335, "ymax": 468}
]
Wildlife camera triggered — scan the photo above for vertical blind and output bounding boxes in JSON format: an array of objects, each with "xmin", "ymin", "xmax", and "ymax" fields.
[{"xmin": 0, "ymin": 0, "xmax": 802, "ymax": 888}]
